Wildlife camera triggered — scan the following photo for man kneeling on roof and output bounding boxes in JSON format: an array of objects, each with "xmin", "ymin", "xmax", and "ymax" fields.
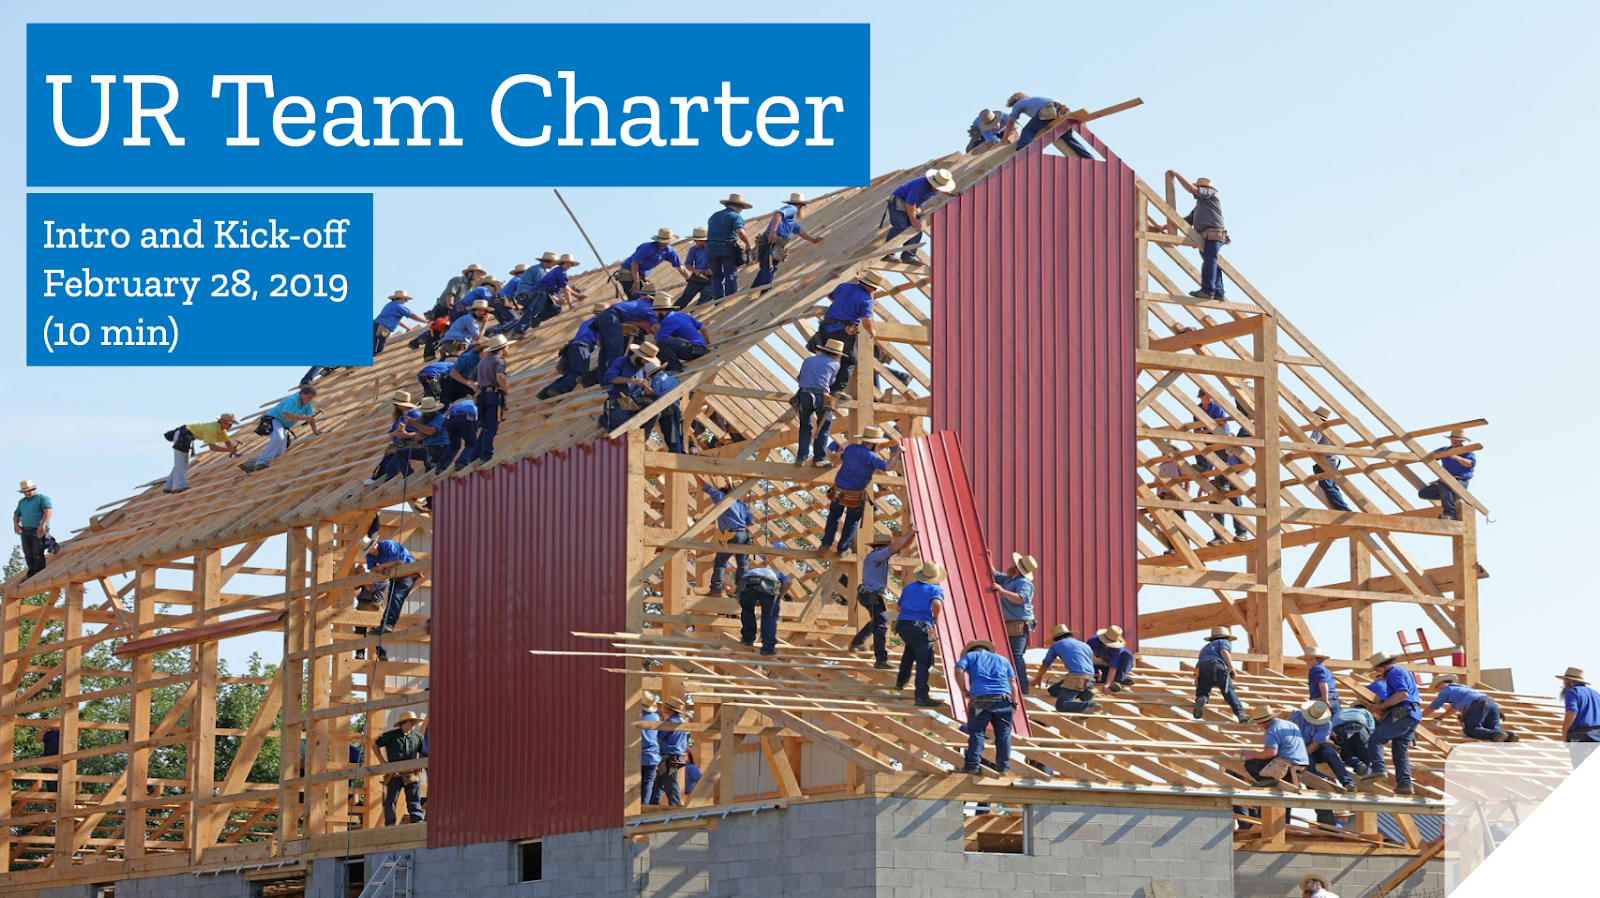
[
  {"xmin": 1293, "ymin": 700, "xmax": 1356, "ymax": 793},
  {"xmin": 1243, "ymin": 704, "xmax": 1309, "ymax": 789},
  {"xmin": 1089, "ymin": 625, "xmax": 1137, "ymax": 693},
  {"xmin": 955, "ymin": 640, "xmax": 1017, "ymax": 775},
  {"xmin": 1033, "ymin": 624, "xmax": 1102, "ymax": 714},
  {"xmin": 1425, "ymin": 673, "xmax": 1519, "ymax": 742}
]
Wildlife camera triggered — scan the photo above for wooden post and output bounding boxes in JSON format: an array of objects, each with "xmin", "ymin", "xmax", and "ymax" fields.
[
  {"xmin": 623, "ymin": 430, "xmax": 649, "ymax": 816},
  {"xmin": 1457, "ymin": 508, "xmax": 1480, "ymax": 680},
  {"xmin": 125, "ymin": 566, "xmax": 158, "ymax": 860},
  {"xmin": 1253, "ymin": 318, "xmax": 1284, "ymax": 669},
  {"xmin": 1351, "ymin": 541, "xmax": 1373, "ymax": 663},
  {"xmin": 189, "ymin": 551, "xmax": 222, "ymax": 864},
  {"xmin": 53, "ymin": 583, "xmax": 83, "ymax": 865},
  {"xmin": 278, "ymin": 528, "xmax": 310, "ymax": 846}
]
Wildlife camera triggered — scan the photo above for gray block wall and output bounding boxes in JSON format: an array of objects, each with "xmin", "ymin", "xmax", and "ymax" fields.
[
  {"xmin": 1234, "ymin": 850, "xmax": 1446, "ymax": 897},
  {"xmin": 110, "ymin": 870, "xmax": 253, "ymax": 898}
]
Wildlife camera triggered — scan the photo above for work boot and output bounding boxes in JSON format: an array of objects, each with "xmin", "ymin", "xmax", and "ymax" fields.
[
  {"xmin": 1192, "ymin": 698, "xmax": 1206, "ymax": 719},
  {"xmin": 1206, "ymin": 537, "xmax": 1226, "ymax": 547},
  {"xmin": 1235, "ymin": 713, "xmax": 1252, "ymax": 725},
  {"xmin": 1352, "ymin": 763, "xmax": 1371, "ymax": 778},
  {"xmin": 1358, "ymin": 770, "xmax": 1387, "ymax": 783},
  {"xmin": 874, "ymin": 660, "xmax": 892, "ymax": 670},
  {"xmin": 847, "ymin": 638, "xmax": 866, "ymax": 652},
  {"xmin": 898, "ymin": 252, "xmax": 919, "ymax": 264},
  {"xmin": 759, "ymin": 649, "xmax": 777, "ymax": 657},
  {"xmin": 1340, "ymin": 780, "xmax": 1357, "ymax": 793},
  {"xmin": 1188, "ymin": 290, "xmax": 1214, "ymax": 299},
  {"xmin": 879, "ymin": 254, "xmax": 899, "ymax": 263},
  {"xmin": 1394, "ymin": 784, "xmax": 1415, "ymax": 796},
  {"xmin": 1109, "ymin": 682, "xmax": 1123, "ymax": 694},
  {"xmin": 913, "ymin": 698, "xmax": 944, "ymax": 709}
]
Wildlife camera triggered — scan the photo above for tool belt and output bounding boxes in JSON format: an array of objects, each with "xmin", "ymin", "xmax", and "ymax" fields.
[
  {"xmin": 720, "ymin": 527, "xmax": 748, "ymax": 542},
  {"xmin": 1202, "ymin": 227, "xmax": 1231, "ymax": 244},
  {"xmin": 165, "ymin": 425, "xmax": 196, "ymax": 454},
  {"xmin": 1567, "ymin": 728, "xmax": 1600, "ymax": 743},
  {"xmin": 1383, "ymin": 702, "xmax": 1418, "ymax": 723},
  {"xmin": 969, "ymin": 694, "xmax": 1010, "ymax": 711},
  {"xmin": 388, "ymin": 771, "xmax": 422, "ymax": 785},
  {"xmin": 757, "ymin": 230, "xmax": 791, "ymax": 263},
  {"xmin": 896, "ymin": 618, "xmax": 937, "ymax": 640},
  {"xmin": 687, "ymin": 271, "xmax": 712, "ymax": 284},
  {"xmin": 1257, "ymin": 757, "xmax": 1298, "ymax": 780},
  {"xmin": 1056, "ymin": 672, "xmax": 1093, "ymax": 692},
  {"xmin": 254, "ymin": 416, "xmax": 278, "ymax": 437},
  {"xmin": 1004, "ymin": 620, "xmax": 1031, "ymax": 638},
  {"xmin": 832, "ymin": 487, "xmax": 865, "ymax": 509},
  {"xmin": 857, "ymin": 587, "xmax": 887, "ymax": 611},
  {"xmin": 373, "ymin": 323, "xmax": 393, "ymax": 340}
]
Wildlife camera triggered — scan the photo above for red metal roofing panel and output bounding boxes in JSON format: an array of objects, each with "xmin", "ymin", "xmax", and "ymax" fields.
[
  {"xmin": 901, "ymin": 432, "xmax": 1030, "ymax": 738},
  {"xmin": 931, "ymin": 122, "xmax": 1137, "ymax": 652},
  {"xmin": 428, "ymin": 440, "xmax": 629, "ymax": 847}
]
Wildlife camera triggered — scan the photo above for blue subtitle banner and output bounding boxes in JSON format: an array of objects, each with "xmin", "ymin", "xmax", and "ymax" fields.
[
  {"xmin": 27, "ymin": 24, "xmax": 870, "ymax": 187},
  {"xmin": 27, "ymin": 193, "xmax": 374, "ymax": 367}
]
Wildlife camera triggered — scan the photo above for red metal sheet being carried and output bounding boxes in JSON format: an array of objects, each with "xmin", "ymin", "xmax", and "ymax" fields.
[
  {"xmin": 900, "ymin": 432, "xmax": 1030, "ymax": 738},
  {"xmin": 428, "ymin": 440, "xmax": 629, "ymax": 847},
  {"xmin": 931, "ymin": 121, "xmax": 1137, "ymax": 651}
]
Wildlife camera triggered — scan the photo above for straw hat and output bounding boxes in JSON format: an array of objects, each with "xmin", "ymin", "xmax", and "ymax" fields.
[
  {"xmin": 870, "ymin": 533, "xmax": 892, "ymax": 547},
  {"xmin": 1049, "ymin": 624, "xmax": 1077, "ymax": 641},
  {"xmin": 692, "ymin": 226, "xmax": 708, "ymax": 239},
  {"xmin": 1195, "ymin": 178, "xmax": 1214, "ymax": 189},
  {"xmin": 1299, "ymin": 875, "xmax": 1330, "ymax": 893},
  {"xmin": 462, "ymin": 264, "xmax": 485, "ymax": 275},
  {"xmin": 857, "ymin": 270, "xmax": 891, "ymax": 291},
  {"xmin": 1205, "ymin": 627, "xmax": 1236, "ymax": 642},
  {"xmin": 557, "ymin": 253, "xmax": 580, "ymax": 266},
  {"xmin": 1037, "ymin": 102, "xmax": 1063, "ymax": 122},
  {"xmin": 631, "ymin": 342, "xmax": 661, "ymax": 362},
  {"xmin": 856, "ymin": 426, "xmax": 891, "ymax": 445},
  {"xmin": 1011, "ymin": 552, "xmax": 1039, "ymax": 576},
  {"xmin": 1559, "ymin": 667, "xmax": 1589, "ymax": 685},
  {"xmin": 18, "ymin": 479, "xmax": 38, "ymax": 493},
  {"xmin": 510, "ymin": 263, "xmax": 528, "ymax": 275},
  {"xmin": 1433, "ymin": 674, "xmax": 1458, "ymax": 687},
  {"xmin": 962, "ymin": 639, "xmax": 995, "ymax": 655},
  {"xmin": 477, "ymin": 334, "xmax": 510, "ymax": 353},
  {"xmin": 1006, "ymin": 92, "xmax": 1028, "ymax": 107},
  {"xmin": 925, "ymin": 168, "xmax": 956, "ymax": 194},
  {"xmin": 1097, "ymin": 626, "xmax": 1126, "ymax": 649},
  {"xmin": 389, "ymin": 390, "xmax": 416, "ymax": 408},
  {"xmin": 395, "ymin": 711, "xmax": 423, "ymax": 726},
  {"xmin": 819, "ymin": 338, "xmax": 846, "ymax": 356},
  {"xmin": 787, "ymin": 192, "xmax": 812, "ymax": 206},
  {"xmin": 979, "ymin": 108, "xmax": 1002, "ymax": 126},
  {"xmin": 651, "ymin": 227, "xmax": 677, "ymax": 243},
  {"xmin": 1449, "ymin": 429, "xmax": 1467, "ymax": 440},
  {"xmin": 218, "ymin": 413, "xmax": 238, "ymax": 426},
  {"xmin": 469, "ymin": 299, "xmax": 492, "ymax": 312},
  {"xmin": 538, "ymin": 251, "xmax": 559, "ymax": 264},
  {"xmin": 1299, "ymin": 700, "xmax": 1333, "ymax": 725},
  {"xmin": 719, "ymin": 193, "xmax": 753, "ymax": 209},
  {"xmin": 417, "ymin": 397, "xmax": 444, "ymax": 414},
  {"xmin": 652, "ymin": 293, "xmax": 678, "ymax": 310},
  {"xmin": 1368, "ymin": 650, "xmax": 1401, "ymax": 670},
  {"xmin": 912, "ymin": 562, "xmax": 946, "ymax": 584},
  {"xmin": 1246, "ymin": 705, "xmax": 1279, "ymax": 724},
  {"xmin": 387, "ymin": 289, "xmax": 412, "ymax": 301},
  {"xmin": 590, "ymin": 302, "xmax": 609, "ymax": 314},
  {"xmin": 1312, "ymin": 407, "xmax": 1333, "ymax": 421},
  {"xmin": 642, "ymin": 691, "xmax": 661, "ymax": 711},
  {"xmin": 1301, "ymin": 646, "xmax": 1330, "ymax": 661}
]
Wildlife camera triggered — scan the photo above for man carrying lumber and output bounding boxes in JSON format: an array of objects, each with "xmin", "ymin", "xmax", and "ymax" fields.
[
  {"xmin": 1559, "ymin": 667, "xmax": 1600, "ymax": 743},
  {"xmin": 736, "ymin": 560, "xmax": 792, "ymax": 657},
  {"xmin": 1307, "ymin": 407, "xmax": 1354, "ymax": 512},
  {"xmin": 807, "ymin": 270, "xmax": 889, "ymax": 394},
  {"xmin": 752, "ymin": 193, "xmax": 824, "ymax": 289},
  {"xmin": 372, "ymin": 711, "xmax": 426, "ymax": 825},
  {"xmin": 818, "ymin": 426, "xmax": 901, "ymax": 556},
  {"xmin": 1171, "ymin": 173, "xmax": 1229, "ymax": 301},
  {"xmin": 1034, "ymin": 624, "xmax": 1101, "ymax": 714},
  {"xmin": 1292, "ymin": 700, "xmax": 1356, "ymax": 792},
  {"xmin": 1242, "ymin": 705, "xmax": 1309, "ymax": 789},
  {"xmin": 240, "ymin": 385, "xmax": 320, "ymax": 473},
  {"xmin": 1303, "ymin": 646, "xmax": 1341, "ymax": 712},
  {"xmin": 989, "ymin": 552, "xmax": 1038, "ymax": 694},
  {"xmin": 894, "ymin": 562, "xmax": 947, "ymax": 709},
  {"xmin": 794, "ymin": 339, "xmax": 845, "ymax": 467},
  {"xmin": 1418, "ymin": 429, "xmax": 1476, "ymax": 521},
  {"xmin": 1194, "ymin": 627, "xmax": 1250, "ymax": 724},
  {"xmin": 1425, "ymin": 674, "xmax": 1518, "ymax": 742},
  {"xmin": 879, "ymin": 168, "xmax": 956, "ymax": 264},
  {"xmin": 849, "ymin": 528, "xmax": 917, "ymax": 668},
  {"xmin": 1359, "ymin": 650, "xmax": 1423, "ymax": 795},
  {"xmin": 695, "ymin": 474, "xmax": 755, "ymax": 595},
  {"xmin": 162, "ymin": 413, "xmax": 240, "ymax": 493},
  {"xmin": 955, "ymin": 640, "xmax": 1018, "ymax": 775},
  {"xmin": 1089, "ymin": 625, "xmax": 1137, "ymax": 693},
  {"xmin": 619, "ymin": 228, "xmax": 691, "ymax": 298}
]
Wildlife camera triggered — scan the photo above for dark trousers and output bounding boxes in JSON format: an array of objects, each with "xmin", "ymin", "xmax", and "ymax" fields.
[
  {"xmin": 895, "ymin": 620, "xmax": 936, "ymax": 701},
  {"xmin": 739, "ymin": 589, "xmax": 780, "ymax": 653},
  {"xmin": 853, "ymin": 588, "xmax": 890, "ymax": 662},
  {"xmin": 541, "ymin": 341, "xmax": 597, "ymax": 397},
  {"xmin": 1017, "ymin": 118, "xmax": 1093, "ymax": 156},
  {"xmin": 882, "ymin": 201, "xmax": 922, "ymax": 257},
  {"xmin": 1335, "ymin": 723, "xmax": 1371, "ymax": 770},
  {"xmin": 706, "ymin": 244, "xmax": 741, "ymax": 300},
  {"xmin": 1095, "ymin": 648, "xmax": 1136, "ymax": 685},
  {"xmin": 1195, "ymin": 659, "xmax": 1246, "ymax": 718},
  {"xmin": 1365, "ymin": 712, "xmax": 1419, "ymax": 787},
  {"xmin": 795, "ymin": 389, "xmax": 833, "ymax": 463},
  {"xmin": 498, "ymin": 288, "xmax": 557, "ymax": 334},
  {"xmin": 1462, "ymin": 699, "xmax": 1506, "ymax": 740},
  {"xmin": 1419, "ymin": 476, "xmax": 1470, "ymax": 520},
  {"xmin": 20, "ymin": 529, "xmax": 48, "ymax": 577},
  {"xmin": 1049, "ymin": 680, "xmax": 1098, "ymax": 713},
  {"xmin": 657, "ymin": 337, "xmax": 708, "ymax": 373},
  {"xmin": 41, "ymin": 765, "xmax": 57, "ymax": 794},
  {"xmin": 416, "ymin": 374, "xmax": 442, "ymax": 400},
  {"xmin": 963, "ymin": 697, "xmax": 1015, "ymax": 772},
  {"xmin": 439, "ymin": 375, "xmax": 473, "ymax": 406},
  {"xmin": 807, "ymin": 327, "xmax": 857, "ymax": 392},
  {"xmin": 1313, "ymin": 460, "xmax": 1353, "ymax": 511},
  {"xmin": 1194, "ymin": 457, "xmax": 1247, "ymax": 537},
  {"xmin": 649, "ymin": 759, "xmax": 684, "ymax": 806},
  {"xmin": 640, "ymin": 763, "xmax": 658, "ymax": 804},
  {"xmin": 474, "ymin": 391, "xmax": 504, "ymax": 463},
  {"xmin": 1006, "ymin": 624, "xmax": 1034, "ymax": 694},
  {"xmin": 821, "ymin": 499, "xmax": 865, "ymax": 552},
  {"xmin": 383, "ymin": 775, "xmax": 424, "ymax": 825},
  {"xmin": 644, "ymin": 404, "xmax": 685, "ymax": 453},
  {"xmin": 1199, "ymin": 239, "xmax": 1226, "ymax": 298},
  {"xmin": 752, "ymin": 240, "xmax": 781, "ymax": 288},
  {"xmin": 356, "ymin": 575, "xmax": 417, "ymax": 661},
  {"xmin": 677, "ymin": 278, "xmax": 709, "ymax": 307},
  {"xmin": 1308, "ymin": 742, "xmax": 1351, "ymax": 785},
  {"xmin": 301, "ymin": 366, "xmax": 324, "ymax": 386},
  {"xmin": 711, "ymin": 529, "xmax": 751, "ymax": 592},
  {"xmin": 438, "ymin": 416, "xmax": 478, "ymax": 471},
  {"xmin": 380, "ymin": 447, "xmax": 429, "ymax": 481},
  {"xmin": 373, "ymin": 323, "xmax": 391, "ymax": 356},
  {"xmin": 593, "ymin": 310, "xmax": 628, "ymax": 376}
]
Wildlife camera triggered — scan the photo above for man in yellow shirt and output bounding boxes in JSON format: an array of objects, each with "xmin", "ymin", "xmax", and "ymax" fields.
[{"xmin": 164, "ymin": 413, "xmax": 240, "ymax": 493}]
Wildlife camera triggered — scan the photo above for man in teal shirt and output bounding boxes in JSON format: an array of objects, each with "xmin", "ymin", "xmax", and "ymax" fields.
[
  {"xmin": 13, "ymin": 480, "xmax": 53, "ymax": 578},
  {"xmin": 241, "ymin": 385, "xmax": 321, "ymax": 472}
]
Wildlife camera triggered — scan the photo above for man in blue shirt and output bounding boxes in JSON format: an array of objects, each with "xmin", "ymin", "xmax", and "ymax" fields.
[
  {"xmin": 965, "ymin": 108, "xmax": 1005, "ymax": 152},
  {"xmin": 1419, "ymin": 430, "xmax": 1476, "ymax": 521},
  {"xmin": 848, "ymin": 529, "xmax": 916, "ymax": 667},
  {"xmin": 894, "ymin": 562, "xmax": 947, "ymax": 708},
  {"xmin": 819, "ymin": 427, "xmax": 901, "ymax": 555},
  {"xmin": 1001, "ymin": 92, "xmax": 1093, "ymax": 156},
  {"xmin": 654, "ymin": 307, "xmax": 709, "ymax": 372},
  {"xmin": 880, "ymin": 168, "xmax": 955, "ymax": 264},
  {"xmin": 592, "ymin": 293, "xmax": 663, "ymax": 377},
  {"xmin": 453, "ymin": 278, "xmax": 501, "ymax": 319},
  {"xmin": 1307, "ymin": 407, "xmax": 1354, "ymax": 512},
  {"xmin": 642, "ymin": 368, "xmax": 684, "ymax": 454},
  {"xmin": 1193, "ymin": 388, "xmax": 1248, "ymax": 545},
  {"xmin": 1034, "ymin": 624, "xmax": 1101, "ymax": 714},
  {"xmin": 441, "ymin": 346, "xmax": 480, "ymax": 406},
  {"xmin": 807, "ymin": 270, "xmax": 890, "ymax": 395},
  {"xmin": 649, "ymin": 702, "xmax": 690, "ymax": 806},
  {"xmin": 1331, "ymin": 701, "xmax": 1376, "ymax": 777},
  {"xmin": 620, "ymin": 228, "xmax": 691, "ymax": 298},
  {"xmin": 1292, "ymin": 700, "xmax": 1355, "ymax": 792},
  {"xmin": 1360, "ymin": 651, "xmax": 1423, "ymax": 794},
  {"xmin": 416, "ymin": 359, "xmax": 456, "ymax": 400},
  {"xmin": 514, "ymin": 252, "xmax": 559, "ymax": 303},
  {"xmin": 1193, "ymin": 627, "xmax": 1249, "ymax": 723},
  {"xmin": 241, "ymin": 385, "xmax": 320, "ymax": 472},
  {"xmin": 359, "ymin": 539, "xmax": 417, "ymax": 662},
  {"xmin": 752, "ymin": 193, "xmax": 825, "ymax": 289},
  {"xmin": 437, "ymin": 299, "xmax": 493, "ymax": 356},
  {"xmin": 696, "ymin": 475, "xmax": 755, "ymax": 595},
  {"xmin": 794, "ymin": 339, "xmax": 845, "ymax": 466},
  {"xmin": 1559, "ymin": 668, "xmax": 1600, "ymax": 743},
  {"xmin": 705, "ymin": 193, "xmax": 754, "ymax": 300},
  {"xmin": 1426, "ymin": 674, "xmax": 1516, "ymax": 742},
  {"xmin": 414, "ymin": 398, "xmax": 451, "ymax": 471},
  {"xmin": 1243, "ymin": 705, "xmax": 1310, "ymax": 788},
  {"xmin": 1303, "ymin": 647, "xmax": 1340, "ymax": 712},
  {"xmin": 640, "ymin": 697, "xmax": 662, "ymax": 805},
  {"xmin": 13, "ymin": 480, "xmax": 53, "ymax": 578},
  {"xmin": 954, "ymin": 640, "xmax": 1018, "ymax": 775},
  {"xmin": 737, "ymin": 563, "xmax": 792, "ymax": 657},
  {"xmin": 989, "ymin": 552, "xmax": 1038, "ymax": 693},
  {"xmin": 496, "ymin": 253, "xmax": 587, "ymax": 337},
  {"xmin": 677, "ymin": 227, "xmax": 714, "ymax": 307},
  {"xmin": 537, "ymin": 303, "xmax": 608, "ymax": 400},
  {"xmin": 1089, "ymin": 626, "xmax": 1137, "ymax": 693},
  {"xmin": 602, "ymin": 343, "xmax": 662, "ymax": 428},
  {"xmin": 436, "ymin": 396, "xmax": 478, "ymax": 473},
  {"xmin": 373, "ymin": 289, "xmax": 427, "ymax": 356}
]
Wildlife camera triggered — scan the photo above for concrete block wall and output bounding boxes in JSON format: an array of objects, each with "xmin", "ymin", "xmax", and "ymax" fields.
[
  {"xmin": 113, "ymin": 871, "xmax": 252, "ymax": 898},
  {"xmin": 1233, "ymin": 850, "xmax": 1446, "ymax": 897},
  {"xmin": 644, "ymin": 798, "xmax": 878, "ymax": 897}
]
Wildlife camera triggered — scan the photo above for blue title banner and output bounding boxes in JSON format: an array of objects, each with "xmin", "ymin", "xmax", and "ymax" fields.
[
  {"xmin": 27, "ymin": 193, "xmax": 374, "ymax": 367},
  {"xmin": 27, "ymin": 23, "xmax": 870, "ymax": 187}
]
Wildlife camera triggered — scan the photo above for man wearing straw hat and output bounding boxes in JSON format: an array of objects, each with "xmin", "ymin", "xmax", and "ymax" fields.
[
  {"xmin": 619, "ymin": 228, "xmax": 691, "ymax": 298},
  {"xmin": 1193, "ymin": 627, "xmax": 1249, "ymax": 724},
  {"xmin": 1001, "ymin": 92, "xmax": 1095, "ymax": 156},
  {"xmin": 1303, "ymin": 646, "xmax": 1341, "ymax": 712},
  {"xmin": 794, "ymin": 338, "xmax": 846, "ymax": 467},
  {"xmin": 894, "ymin": 562, "xmax": 947, "ymax": 709},
  {"xmin": 640, "ymin": 694, "xmax": 662, "ymax": 804},
  {"xmin": 966, "ymin": 108, "xmax": 1005, "ymax": 152},
  {"xmin": 1307, "ymin": 407, "xmax": 1354, "ymax": 512},
  {"xmin": 880, "ymin": 168, "xmax": 956, "ymax": 264},
  {"xmin": 1089, "ymin": 625, "xmax": 1138, "ymax": 693},
  {"xmin": 677, "ymin": 228, "xmax": 714, "ymax": 307},
  {"xmin": 471, "ymin": 334, "xmax": 512, "ymax": 465},
  {"xmin": 1418, "ymin": 429, "xmax": 1477, "ymax": 521},
  {"xmin": 373, "ymin": 289, "xmax": 428, "ymax": 356},
  {"xmin": 955, "ymin": 639, "xmax": 1018, "ymax": 775},
  {"xmin": 1425, "ymin": 674, "xmax": 1517, "ymax": 742},
  {"xmin": 807, "ymin": 270, "xmax": 889, "ymax": 394},
  {"xmin": 650, "ymin": 700, "xmax": 691, "ymax": 806},
  {"xmin": 163, "ymin": 413, "xmax": 240, "ymax": 493},
  {"xmin": 497, "ymin": 253, "xmax": 587, "ymax": 338},
  {"xmin": 591, "ymin": 288, "xmax": 664, "ymax": 377},
  {"xmin": 705, "ymin": 193, "xmax": 754, "ymax": 300},
  {"xmin": 513, "ymin": 252, "xmax": 561, "ymax": 303},
  {"xmin": 602, "ymin": 342, "xmax": 663, "ymax": 426},
  {"xmin": 752, "ymin": 193, "xmax": 825, "ymax": 290},
  {"xmin": 1359, "ymin": 650, "xmax": 1423, "ymax": 794},
  {"xmin": 818, "ymin": 427, "xmax": 902, "ymax": 556},
  {"xmin": 1299, "ymin": 874, "xmax": 1340, "ymax": 898},
  {"xmin": 241, "ymin": 385, "xmax": 320, "ymax": 473},
  {"xmin": 1170, "ymin": 172, "xmax": 1229, "ymax": 301},
  {"xmin": 850, "ymin": 528, "xmax": 916, "ymax": 668},
  {"xmin": 13, "ymin": 480, "xmax": 53, "ymax": 578},
  {"xmin": 989, "ymin": 552, "xmax": 1038, "ymax": 694},
  {"xmin": 1558, "ymin": 667, "xmax": 1600, "ymax": 743},
  {"xmin": 1034, "ymin": 624, "xmax": 1101, "ymax": 714},
  {"xmin": 372, "ymin": 710, "xmax": 426, "ymax": 826},
  {"xmin": 537, "ymin": 302, "xmax": 609, "ymax": 399},
  {"xmin": 1292, "ymin": 700, "xmax": 1356, "ymax": 792},
  {"xmin": 1242, "ymin": 705, "xmax": 1309, "ymax": 789}
]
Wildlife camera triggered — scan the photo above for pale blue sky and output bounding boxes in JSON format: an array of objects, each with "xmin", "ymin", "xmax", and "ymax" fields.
[{"xmin": 6, "ymin": 2, "xmax": 1596, "ymax": 691}]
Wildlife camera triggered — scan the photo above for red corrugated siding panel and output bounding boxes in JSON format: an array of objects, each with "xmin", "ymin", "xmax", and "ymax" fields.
[
  {"xmin": 931, "ymin": 123, "xmax": 1137, "ymax": 650},
  {"xmin": 900, "ymin": 433, "xmax": 1030, "ymax": 738},
  {"xmin": 428, "ymin": 440, "xmax": 629, "ymax": 847}
]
